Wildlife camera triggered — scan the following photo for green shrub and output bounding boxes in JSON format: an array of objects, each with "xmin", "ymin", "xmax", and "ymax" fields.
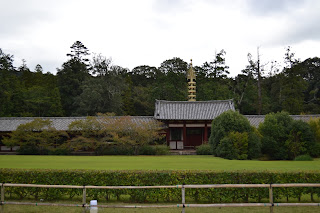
[
  {"xmin": 259, "ymin": 112, "xmax": 293, "ymax": 160},
  {"xmin": 215, "ymin": 136, "xmax": 237, "ymax": 159},
  {"xmin": 139, "ymin": 145, "xmax": 156, "ymax": 155},
  {"xmin": 0, "ymin": 169, "xmax": 319, "ymax": 203},
  {"xmin": 48, "ymin": 148, "xmax": 71, "ymax": 155},
  {"xmin": 196, "ymin": 144, "xmax": 212, "ymax": 155},
  {"xmin": 248, "ymin": 130, "xmax": 262, "ymax": 159},
  {"xmin": 216, "ymin": 132, "xmax": 249, "ymax": 160},
  {"xmin": 210, "ymin": 110, "xmax": 252, "ymax": 152},
  {"xmin": 138, "ymin": 145, "xmax": 169, "ymax": 155},
  {"xmin": 259, "ymin": 112, "xmax": 318, "ymax": 160},
  {"xmin": 309, "ymin": 118, "xmax": 320, "ymax": 157},
  {"xmin": 286, "ymin": 120, "xmax": 315, "ymax": 159},
  {"xmin": 154, "ymin": 145, "xmax": 170, "ymax": 155},
  {"xmin": 209, "ymin": 110, "xmax": 261, "ymax": 159},
  {"xmin": 97, "ymin": 144, "xmax": 134, "ymax": 155},
  {"xmin": 17, "ymin": 145, "xmax": 45, "ymax": 155},
  {"xmin": 294, "ymin": 155, "xmax": 313, "ymax": 161}
]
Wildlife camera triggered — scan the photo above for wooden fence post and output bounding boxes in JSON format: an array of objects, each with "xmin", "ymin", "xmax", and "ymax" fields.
[
  {"xmin": 82, "ymin": 186, "xmax": 86, "ymax": 207},
  {"xmin": 181, "ymin": 184, "xmax": 185, "ymax": 213},
  {"xmin": 269, "ymin": 184, "xmax": 273, "ymax": 213},
  {"xmin": 1, "ymin": 183, "xmax": 4, "ymax": 205}
]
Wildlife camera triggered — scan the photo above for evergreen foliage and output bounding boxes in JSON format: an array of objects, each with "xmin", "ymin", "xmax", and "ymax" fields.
[
  {"xmin": 209, "ymin": 110, "xmax": 261, "ymax": 160},
  {"xmin": 196, "ymin": 144, "xmax": 213, "ymax": 155},
  {"xmin": 259, "ymin": 112, "xmax": 320, "ymax": 160},
  {"xmin": 1, "ymin": 45, "xmax": 320, "ymax": 117},
  {"xmin": 1, "ymin": 169, "xmax": 319, "ymax": 203}
]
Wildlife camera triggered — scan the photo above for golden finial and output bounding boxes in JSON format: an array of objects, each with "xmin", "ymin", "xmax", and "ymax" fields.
[{"xmin": 187, "ymin": 58, "xmax": 196, "ymax": 101}]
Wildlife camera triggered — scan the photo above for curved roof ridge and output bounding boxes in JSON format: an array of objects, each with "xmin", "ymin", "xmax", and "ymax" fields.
[
  {"xmin": 0, "ymin": 117, "xmax": 86, "ymax": 120},
  {"xmin": 290, "ymin": 114, "xmax": 320, "ymax": 117},
  {"xmin": 154, "ymin": 99, "xmax": 235, "ymax": 120},
  {"xmin": 155, "ymin": 99, "xmax": 234, "ymax": 103}
]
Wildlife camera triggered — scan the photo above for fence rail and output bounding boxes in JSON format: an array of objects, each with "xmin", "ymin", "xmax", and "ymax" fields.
[{"xmin": 1, "ymin": 182, "xmax": 320, "ymax": 213}]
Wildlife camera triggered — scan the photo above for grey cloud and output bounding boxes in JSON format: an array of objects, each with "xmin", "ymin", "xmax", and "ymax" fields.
[
  {"xmin": 277, "ymin": 15, "xmax": 320, "ymax": 45},
  {"xmin": 246, "ymin": 0, "xmax": 306, "ymax": 16},
  {"xmin": 267, "ymin": 1, "xmax": 320, "ymax": 45},
  {"xmin": 152, "ymin": 0, "xmax": 192, "ymax": 14},
  {"xmin": 0, "ymin": 0, "xmax": 61, "ymax": 38}
]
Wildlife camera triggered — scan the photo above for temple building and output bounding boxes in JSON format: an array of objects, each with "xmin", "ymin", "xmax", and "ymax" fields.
[{"xmin": 155, "ymin": 99, "xmax": 234, "ymax": 149}]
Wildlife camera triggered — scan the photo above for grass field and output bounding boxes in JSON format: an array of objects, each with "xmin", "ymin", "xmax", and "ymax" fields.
[
  {"xmin": 2, "ymin": 205, "xmax": 320, "ymax": 213},
  {"xmin": 1, "ymin": 156, "xmax": 320, "ymax": 212},
  {"xmin": 0, "ymin": 155, "xmax": 319, "ymax": 171}
]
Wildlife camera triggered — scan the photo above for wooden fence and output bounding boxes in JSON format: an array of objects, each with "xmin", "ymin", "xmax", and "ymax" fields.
[{"xmin": 1, "ymin": 183, "xmax": 320, "ymax": 213}]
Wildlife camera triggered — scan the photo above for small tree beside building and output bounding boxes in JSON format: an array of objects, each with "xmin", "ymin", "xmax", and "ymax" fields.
[
  {"xmin": 209, "ymin": 110, "xmax": 261, "ymax": 160},
  {"xmin": 3, "ymin": 118, "xmax": 68, "ymax": 155}
]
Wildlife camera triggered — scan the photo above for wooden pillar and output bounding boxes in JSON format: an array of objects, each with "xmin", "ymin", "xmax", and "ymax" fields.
[
  {"xmin": 183, "ymin": 122, "xmax": 186, "ymax": 148},
  {"xmin": 204, "ymin": 122, "xmax": 208, "ymax": 143},
  {"xmin": 166, "ymin": 128, "xmax": 170, "ymax": 146}
]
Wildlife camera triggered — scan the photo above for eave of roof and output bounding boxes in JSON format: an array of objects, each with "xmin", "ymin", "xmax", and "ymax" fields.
[{"xmin": 154, "ymin": 99, "xmax": 235, "ymax": 120}]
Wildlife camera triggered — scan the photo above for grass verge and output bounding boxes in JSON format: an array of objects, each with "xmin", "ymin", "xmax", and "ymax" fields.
[
  {"xmin": 2, "ymin": 205, "xmax": 320, "ymax": 213},
  {"xmin": 0, "ymin": 155, "xmax": 319, "ymax": 171}
]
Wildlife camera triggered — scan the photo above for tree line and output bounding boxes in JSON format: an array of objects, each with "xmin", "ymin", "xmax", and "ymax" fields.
[{"xmin": 1, "ymin": 41, "xmax": 320, "ymax": 117}]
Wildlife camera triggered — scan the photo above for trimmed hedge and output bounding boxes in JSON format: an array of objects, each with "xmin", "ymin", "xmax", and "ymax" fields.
[{"xmin": 0, "ymin": 169, "xmax": 319, "ymax": 203}]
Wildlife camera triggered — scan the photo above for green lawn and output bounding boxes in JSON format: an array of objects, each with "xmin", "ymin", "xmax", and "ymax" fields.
[
  {"xmin": 2, "ymin": 205, "xmax": 320, "ymax": 213},
  {"xmin": 0, "ymin": 155, "xmax": 319, "ymax": 171}
]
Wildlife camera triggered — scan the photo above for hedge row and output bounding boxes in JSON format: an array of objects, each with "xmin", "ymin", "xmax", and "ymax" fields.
[{"xmin": 1, "ymin": 169, "xmax": 320, "ymax": 203}]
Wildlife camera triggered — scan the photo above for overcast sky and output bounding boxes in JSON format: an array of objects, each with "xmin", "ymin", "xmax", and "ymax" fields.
[{"xmin": 1, "ymin": 0, "xmax": 320, "ymax": 76}]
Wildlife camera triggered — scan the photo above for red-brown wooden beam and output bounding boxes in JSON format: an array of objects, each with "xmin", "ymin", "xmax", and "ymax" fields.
[
  {"xmin": 166, "ymin": 128, "xmax": 170, "ymax": 146},
  {"xmin": 204, "ymin": 121, "xmax": 208, "ymax": 142},
  {"xmin": 183, "ymin": 121, "xmax": 187, "ymax": 147}
]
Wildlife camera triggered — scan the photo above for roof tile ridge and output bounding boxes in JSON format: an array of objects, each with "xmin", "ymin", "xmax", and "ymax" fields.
[
  {"xmin": 290, "ymin": 114, "xmax": 320, "ymax": 117},
  {"xmin": 244, "ymin": 115, "xmax": 266, "ymax": 117}
]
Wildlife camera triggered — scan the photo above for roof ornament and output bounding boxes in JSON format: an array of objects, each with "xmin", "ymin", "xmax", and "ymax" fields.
[{"xmin": 187, "ymin": 59, "xmax": 196, "ymax": 101}]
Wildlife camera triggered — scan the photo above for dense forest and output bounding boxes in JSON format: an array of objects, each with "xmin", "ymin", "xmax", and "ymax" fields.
[{"xmin": 1, "ymin": 41, "xmax": 320, "ymax": 117}]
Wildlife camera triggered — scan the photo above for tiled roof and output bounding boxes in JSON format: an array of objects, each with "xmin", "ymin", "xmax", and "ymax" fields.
[
  {"xmin": 244, "ymin": 115, "xmax": 266, "ymax": 128},
  {"xmin": 245, "ymin": 114, "xmax": 320, "ymax": 128},
  {"xmin": 154, "ymin": 99, "xmax": 235, "ymax": 120},
  {"xmin": 0, "ymin": 116, "xmax": 155, "ymax": 132},
  {"xmin": 1, "ymin": 113, "xmax": 320, "ymax": 132}
]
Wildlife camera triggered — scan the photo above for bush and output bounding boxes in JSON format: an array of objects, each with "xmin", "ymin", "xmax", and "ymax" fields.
[
  {"xmin": 97, "ymin": 144, "xmax": 134, "ymax": 155},
  {"xmin": 154, "ymin": 145, "xmax": 170, "ymax": 155},
  {"xmin": 294, "ymin": 155, "xmax": 313, "ymax": 161},
  {"xmin": 209, "ymin": 110, "xmax": 261, "ymax": 159},
  {"xmin": 216, "ymin": 132, "xmax": 248, "ymax": 160},
  {"xmin": 139, "ymin": 145, "xmax": 156, "ymax": 155},
  {"xmin": 248, "ymin": 130, "xmax": 262, "ymax": 159},
  {"xmin": 48, "ymin": 148, "xmax": 71, "ymax": 155},
  {"xmin": 259, "ymin": 111, "xmax": 293, "ymax": 160},
  {"xmin": 196, "ymin": 144, "xmax": 213, "ymax": 155},
  {"xmin": 137, "ymin": 145, "xmax": 169, "ymax": 155},
  {"xmin": 286, "ymin": 120, "xmax": 315, "ymax": 159},
  {"xmin": 215, "ymin": 135, "xmax": 237, "ymax": 159},
  {"xmin": 259, "ymin": 112, "xmax": 318, "ymax": 160},
  {"xmin": 309, "ymin": 118, "xmax": 320, "ymax": 157},
  {"xmin": 17, "ymin": 145, "xmax": 44, "ymax": 155},
  {"xmin": 1, "ymin": 169, "xmax": 320, "ymax": 203},
  {"xmin": 210, "ymin": 110, "xmax": 252, "ymax": 152}
]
